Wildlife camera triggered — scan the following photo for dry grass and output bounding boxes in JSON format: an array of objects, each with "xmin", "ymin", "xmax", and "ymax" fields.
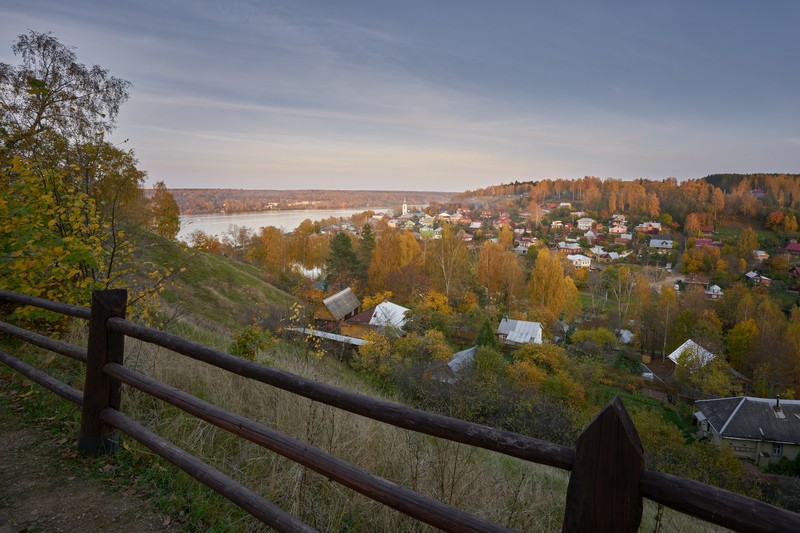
[
  {"xmin": 9, "ymin": 320, "xmax": 733, "ymax": 531},
  {"xmin": 114, "ymin": 329, "xmax": 731, "ymax": 532}
]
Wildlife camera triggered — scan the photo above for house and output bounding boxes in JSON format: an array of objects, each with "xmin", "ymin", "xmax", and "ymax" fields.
[
  {"xmin": 786, "ymin": 242, "xmax": 800, "ymax": 255},
  {"xmin": 649, "ymin": 238, "xmax": 674, "ymax": 251},
  {"xmin": 577, "ymin": 217, "xmax": 595, "ymax": 231},
  {"xmin": 588, "ymin": 245, "xmax": 608, "ymax": 258},
  {"xmin": 615, "ymin": 233, "xmax": 633, "ymax": 244},
  {"xmin": 341, "ymin": 301, "xmax": 409, "ymax": 339},
  {"xmin": 551, "ymin": 220, "xmax": 564, "ymax": 230},
  {"xmin": 753, "ymin": 250, "xmax": 769, "ymax": 262},
  {"xmin": 559, "ymin": 202, "xmax": 572, "ymax": 208},
  {"xmin": 609, "ymin": 225, "xmax": 628, "ymax": 235},
  {"xmin": 558, "ymin": 241, "xmax": 581, "ymax": 254},
  {"xmin": 745, "ymin": 271, "xmax": 772, "ymax": 286},
  {"xmin": 567, "ymin": 254, "xmax": 592, "ymax": 268},
  {"xmin": 700, "ymin": 225, "xmax": 715, "ymax": 236},
  {"xmin": 694, "ymin": 396, "xmax": 800, "ymax": 467},
  {"xmin": 693, "ymin": 238, "xmax": 715, "ymax": 248},
  {"xmin": 497, "ymin": 318, "xmax": 543, "ymax": 346},
  {"xmin": 635, "ymin": 221, "xmax": 662, "ymax": 233},
  {"xmin": 668, "ymin": 339, "xmax": 716, "ymax": 367},
  {"xmin": 469, "ymin": 221, "xmax": 483, "ymax": 230},
  {"xmin": 704, "ymin": 284, "xmax": 724, "ymax": 300},
  {"xmin": 315, "ymin": 288, "xmax": 361, "ymax": 329},
  {"xmin": 583, "ymin": 230, "xmax": 596, "ymax": 241},
  {"xmin": 432, "ymin": 346, "xmax": 477, "ymax": 384}
]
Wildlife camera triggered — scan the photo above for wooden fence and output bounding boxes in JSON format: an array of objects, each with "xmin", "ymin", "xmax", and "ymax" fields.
[{"xmin": 1, "ymin": 288, "xmax": 799, "ymax": 532}]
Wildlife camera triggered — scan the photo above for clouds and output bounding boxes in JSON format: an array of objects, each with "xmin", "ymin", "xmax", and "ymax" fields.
[{"xmin": 1, "ymin": 1, "xmax": 798, "ymax": 189}]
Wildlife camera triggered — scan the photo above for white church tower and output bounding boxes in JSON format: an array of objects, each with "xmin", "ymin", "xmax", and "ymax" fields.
[{"xmin": 402, "ymin": 198, "xmax": 408, "ymax": 216}]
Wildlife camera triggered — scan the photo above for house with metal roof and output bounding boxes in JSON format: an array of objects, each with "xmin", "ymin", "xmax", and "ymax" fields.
[
  {"xmin": 315, "ymin": 288, "xmax": 361, "ymax": 330},
  {"xmin": 432, "ymin": 346, "xmax": 478, "ymax": 384},
  {"xmin": 341, "ymin": 301, "xmax": 409, "ymax": 339},
  {"xmin": 667, "ymin": 339, "xmax": 715, "ymax": 367},
  {"xmin": 497, "ymin": 318, "xmax": 543, "ymax": 346},
  {"xmin": 694, "ymin": 396, "xmax": 800, "ymax": 466}
]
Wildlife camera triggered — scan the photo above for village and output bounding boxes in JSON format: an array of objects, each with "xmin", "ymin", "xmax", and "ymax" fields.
[{"xmin": 232, "ymin": 180, "xmax": 800, "ymax": 478}]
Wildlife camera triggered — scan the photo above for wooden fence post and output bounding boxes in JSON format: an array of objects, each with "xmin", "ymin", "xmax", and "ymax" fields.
[
  {"xmin": 77, "ymin": 289, "xmax": 127, "ymax": 455},
  {"xmin": 562, "ymin": 396, "xmax": 644, "ymax": 532}
]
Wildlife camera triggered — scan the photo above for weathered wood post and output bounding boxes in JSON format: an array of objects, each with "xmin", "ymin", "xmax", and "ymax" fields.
[
  {"xmin": 562, "ymin": 396, "xmax": 644, "ymax": 532},
  {"xmin": 78, "ymin": 289, "xmax": 127, "ymax": 455}
]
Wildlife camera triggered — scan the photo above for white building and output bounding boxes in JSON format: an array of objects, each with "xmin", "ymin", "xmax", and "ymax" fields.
[
  {"xmin": 567, "ymin": 254, "xmax": 592, "ymax": 268},
  {"xmin": 577, "ymin": 217, "xmax": 595, "ymax": 231}
]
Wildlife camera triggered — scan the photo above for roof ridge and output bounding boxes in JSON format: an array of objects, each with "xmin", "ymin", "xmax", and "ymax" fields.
[{"xmin": 719, "ymin": 397, "xmax": 747, "ymax": 435}]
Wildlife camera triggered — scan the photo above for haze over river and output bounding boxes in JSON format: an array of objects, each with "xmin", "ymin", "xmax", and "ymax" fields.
[{"xmin": 177, "ymin": 207, "xmax": 394, "ymax": 242}]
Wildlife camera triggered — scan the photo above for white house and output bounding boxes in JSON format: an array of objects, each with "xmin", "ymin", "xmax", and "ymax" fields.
[
  {"xmin": 753, "ymin": 250, "xmax": 769, "ymax": 262},
  {"xmin": 635, "ymin": 221, "xmax": 662, "ymax": 232},
  {"xmin": 609, "ymin": 225, "xmax": 628, "ymax": 234},
  {"xmin": 497, "ymin": 318, "xmax": 543, "ymax": 345},
  {"xmin": 567, "ymin": 254, "xmax": 592, "ymax": 268},
  {"xmin": 577, "ymin": 217, "xmax": 595, "ymax": 231},
  {"xmin": 704, "ymin": 285, "xmax": 724, "ymax": 300},
  {"xmin": 667, "ymin": 339, "xmax": 715, "ymax": 367}
]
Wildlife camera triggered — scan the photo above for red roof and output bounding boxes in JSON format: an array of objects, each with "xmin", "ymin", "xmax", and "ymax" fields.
[{"xmin": 786, "ymin": 243, "xmax": 800, "ymax": 253}]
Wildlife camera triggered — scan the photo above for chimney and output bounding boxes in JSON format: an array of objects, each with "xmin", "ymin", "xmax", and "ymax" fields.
[{"xmin": 775, "ymin": 394, "xmax": 782, "ymax": 412}]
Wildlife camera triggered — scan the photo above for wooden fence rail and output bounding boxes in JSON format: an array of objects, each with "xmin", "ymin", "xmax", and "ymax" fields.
[{"xmin": 1, "ymin": 288, "xmax": 800, "ymax": 532}]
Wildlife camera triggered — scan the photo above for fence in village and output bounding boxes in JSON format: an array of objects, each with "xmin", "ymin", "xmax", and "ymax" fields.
[{"xmin": 0, "ymin": 288, "xmax": 798, "ymax": 532}]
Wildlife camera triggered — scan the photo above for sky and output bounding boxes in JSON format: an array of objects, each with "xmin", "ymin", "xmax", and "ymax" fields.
[{"xmin": 1, "ymin": 1, "xmax": 799, "ymax": 191}]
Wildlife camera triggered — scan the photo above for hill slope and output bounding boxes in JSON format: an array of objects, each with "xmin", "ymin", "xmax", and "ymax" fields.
[{"xmin": 131, "ymin": 231, "xmax": 295, "ymax": 335}]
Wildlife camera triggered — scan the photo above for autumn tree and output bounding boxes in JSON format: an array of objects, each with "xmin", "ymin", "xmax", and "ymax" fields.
[
  {"xmin": 1, "ymin": 31, "xmax": 130, "ymax": 160},
  {"xmin": 425, "ymin": 223, "xmax": 471, "ymax": 300},
  {"xmin": 246, "ymin": 226, "xmax": 286, "ymax": 275},
  {"xmin": 150, "ymin": 181, "xmax": 180, "ymax": 239},
  {"xmin": 657, "ymin": 287, "xmax": 678, "ymax": 359},
  {"xmin": 737, "ymin": 227, "xmax": 759, "ymax": 260},
  {"xmin": 0, "ymin": 32, "xmax": 157, "ymax": 313},
  {"xmin": 684, "ymin": 213, "xmax": 702, "ymax": 236},
  {"xmin": 726, "ymin": 319, "xmax": 759, "ymax": 371},
  {"xmin": 562, "ymin": 276, "xmax": 582, "ymax": 323},
  {"xmin": 527, "ymin": 249, "xmax": 565, "ymax": 326},
  {"xmin": 368, "ymin": 229, "xmax": 424, "ymax": 302},
  {"xmin": 498, "ymin": 225, "xmax": 514, "ymax": 249},
  {"xmin": 605, "ymin": 265, "xmax": 636, "ymax": 329}
]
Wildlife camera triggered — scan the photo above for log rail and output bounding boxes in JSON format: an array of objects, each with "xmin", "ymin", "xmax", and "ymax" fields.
[{"xmin": 1, "ymin": 288, "xmax": 799, "ymax": 532}]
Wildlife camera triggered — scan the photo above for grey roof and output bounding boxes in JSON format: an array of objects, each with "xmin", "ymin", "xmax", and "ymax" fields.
[
  {"xmin": 497, "ymin": 318, "xmax": 543, "ymax": 344},
  {"xmin": 447, "ymin": 346, "xmax": 478, "ymax": 373},
  {"xmin": 695, "ymin": 396, "xmax": 800, "ymax": 444},
  {"xmin": 649, "ymin": 239, "xmax": 673, "ymax": 248},
  {"xmin": 323, "ymin": 288, "xmax": 361, "ymax": 320}
]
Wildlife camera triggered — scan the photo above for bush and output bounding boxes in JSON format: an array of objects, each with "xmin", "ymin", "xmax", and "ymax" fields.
[{"xmin": 228, "ymin": 322, "xmax": 270, "ymax": 361}]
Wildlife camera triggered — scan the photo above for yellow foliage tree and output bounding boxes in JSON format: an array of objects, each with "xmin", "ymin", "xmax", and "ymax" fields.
[{"xmin": 527, "ymin": 249, "xmax": 565, "ymax": 325}]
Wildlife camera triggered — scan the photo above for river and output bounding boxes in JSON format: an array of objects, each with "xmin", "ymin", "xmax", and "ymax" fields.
[{"xmin": 177, "ymin": 207, "xmax": 394, "ymax": 241}]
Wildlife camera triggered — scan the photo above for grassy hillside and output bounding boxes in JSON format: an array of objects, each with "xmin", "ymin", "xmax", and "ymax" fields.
[{"xmin": 131, "ymin": 231, "xmax": 295, "ymax": 336}]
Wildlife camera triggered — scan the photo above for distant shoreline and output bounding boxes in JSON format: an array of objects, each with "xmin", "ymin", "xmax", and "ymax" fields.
[{"xmin": 160, "ymin": 188, "xmax": 454, "ymax": 216}]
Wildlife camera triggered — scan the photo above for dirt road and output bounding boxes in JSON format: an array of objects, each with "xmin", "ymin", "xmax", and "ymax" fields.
[{"xmin": 0, "ymin": 393, "xmax": 175, "ymax": 532}]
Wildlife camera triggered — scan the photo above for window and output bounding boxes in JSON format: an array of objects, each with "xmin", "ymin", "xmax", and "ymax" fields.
[{"xmin": 772, "ymin": 443, "xmax": 783, "ymax": 457}]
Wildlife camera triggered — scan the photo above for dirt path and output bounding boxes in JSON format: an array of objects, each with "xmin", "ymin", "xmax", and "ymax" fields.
[{"xmin": 0, "ymin": 396, "xmax": 175, "ymax": 532}]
